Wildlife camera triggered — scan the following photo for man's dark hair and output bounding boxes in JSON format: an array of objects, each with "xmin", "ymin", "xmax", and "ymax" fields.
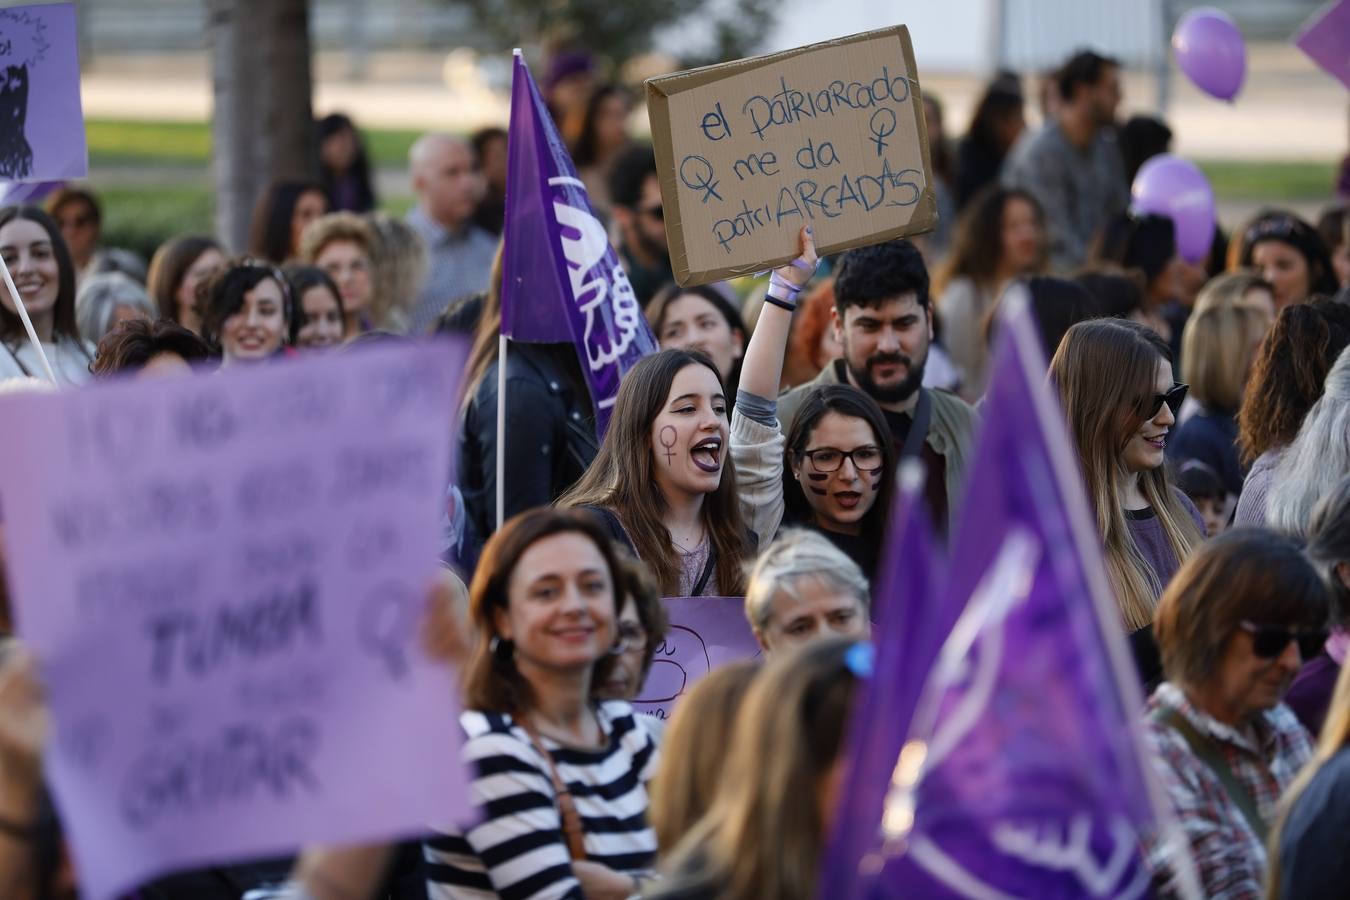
[
  {"xmin": 91, "ymin": 318, "xmax": 212, "ymax": 376},
  {"xmin": 1057, "ymin": 50, "xmax": 1119, "ymax": 103},
  {"xmin": 607, "ymin": 143, "xmax": 657, "ymax": 212},
  {"xmin": 832, "ymin": 238, "xmax": 930, "ymax": 315}
]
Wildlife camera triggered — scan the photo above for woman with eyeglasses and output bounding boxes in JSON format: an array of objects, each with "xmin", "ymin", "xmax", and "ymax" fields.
[
  {"xmin": 1143, "ymin": 528, "xmax": 1330, "ymax": 899},
  {"xmin": 730, "ymin": 228, "xmax": 894, "ymax": 581},
  {"xmin": 1228, "ymin": 209, "xmax": 1339, "ymax": 309},
  {"xmin": 1051, "ymin": 318, "xmax": 1204, "ymax": 687}
]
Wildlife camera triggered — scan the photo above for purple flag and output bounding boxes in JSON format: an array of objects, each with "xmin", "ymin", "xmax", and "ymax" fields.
[
  {"xmin": 1294, "ymin": 0, "xmax": 1350, "ymax": 91},
  {"xmin": 0, "ymin": 3, "xmax": 87, "ymax": 182},
  {"xmin": 825, "ymin": 298, "xmax": 1195, "ymax": 898},
  {"xmin": 501, "ymin": 51, "xmax": 656, "ymax": 434},
  {"xmin": 819, "ymin": 463, "xmax": 943, "ymax": 898}
]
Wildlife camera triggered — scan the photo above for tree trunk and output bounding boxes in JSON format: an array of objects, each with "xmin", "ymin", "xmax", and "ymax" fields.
[{"xmin": 208, "ymin": 0, "xmax": 317, "ymax": 253}]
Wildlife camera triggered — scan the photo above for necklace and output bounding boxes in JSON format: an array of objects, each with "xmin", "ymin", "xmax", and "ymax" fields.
[{"xmin": 670, "ymin": 525, "xmax": 705, "ymax": 554}]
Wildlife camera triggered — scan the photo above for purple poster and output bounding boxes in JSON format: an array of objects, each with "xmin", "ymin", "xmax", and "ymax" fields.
[
  {"xmin": 1295, "ymin": 0, "xmax": 1350, "ymax": 91},
  {"xmin": 0, "ymin": 2, "xmax": 87, "ymax": 182},
  {"xmin": 0, "ymin": 341, "xmax": 473, "ymax": 900},
  {"xmin": 632, "ymin": 596, "xmax": 760, "ymax": 721}
]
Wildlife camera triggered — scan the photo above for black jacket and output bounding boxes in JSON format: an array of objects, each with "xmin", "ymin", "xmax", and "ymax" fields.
[{"xmin": 459, "ymin": 343, "xmax": 598, "ymax": 545}]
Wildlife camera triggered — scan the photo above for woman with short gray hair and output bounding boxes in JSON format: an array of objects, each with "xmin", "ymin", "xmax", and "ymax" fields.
[
  {"xmin": 75, "ymin": 271, "xmax": 156, "ymax": 344},
  {"xmin": 1268, "ymin": 346, "xmax": 1350, "ymax": 539},
  {"xmin": 743, "ymin": 528, "xmax": 869, "ymax": 655}
]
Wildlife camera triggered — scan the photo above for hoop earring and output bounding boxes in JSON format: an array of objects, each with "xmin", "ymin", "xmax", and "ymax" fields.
[{"xmin": 490, "ymin": 635, "xmax": 514, "ymax": 660}]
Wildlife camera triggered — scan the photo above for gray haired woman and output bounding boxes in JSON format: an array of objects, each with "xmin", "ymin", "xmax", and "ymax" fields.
[
  {"xmin": 743, "ymin": 528, "xmax": 870, "ymax": 655},
  {"xmin": 75, "ymin": 271, "xmax": 157, "ymax": 344},
  {"xmin": 1268, "ymin": 346, "xmax": 1350, "ymax": 538}
]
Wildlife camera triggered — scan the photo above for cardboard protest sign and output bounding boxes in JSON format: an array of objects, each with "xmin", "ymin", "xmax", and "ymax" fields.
[
  {"xmin": 0, "ymin": 2, "xmax": 87, "ymax": 181},
  {"xmin": 646, "ymin": 25, "xmax": 936, "ymax": 286},
  {"xmin": 632, "ymin": 596, "xmax": 760, "ymax": 721},
  {"xmin": 1295, "ymin": 0, "xmax": 1350, "ymax": 91},
  {"xmin": 0, "ymin": 342, "xmax": 473, "ymax": 899}
]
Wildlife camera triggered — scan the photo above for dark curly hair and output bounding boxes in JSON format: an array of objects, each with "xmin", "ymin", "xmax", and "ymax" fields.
[
  {"xmin": 1238, "ymin": 299, "xmax": 1350, "ymax": 464},
  {"xmin": 91, "ymin": 318, "xmax": 212, "ymax": 376},
  {"xmin": 198, "ymin": 258, "xmax": 292, "ymax": 353},
  {"xmin": 833, "ymin": 238, "xmax": 930, "ymax": 315}
]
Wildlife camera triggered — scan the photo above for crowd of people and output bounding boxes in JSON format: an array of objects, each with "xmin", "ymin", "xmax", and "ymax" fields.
[{"xmin": 0, "ymin": 40, "xmax": 1349, "ymax": 900}]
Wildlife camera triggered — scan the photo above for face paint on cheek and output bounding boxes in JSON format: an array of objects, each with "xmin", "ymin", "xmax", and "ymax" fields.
[
  {"xmin": 659, "ymin": 425, "xmax": 678, "ymax": 465},
  {"xmin": 807, "ymin": 486, "xmax": 828, "ymax": 496},
  {"xmin": 865, "ymin": 467, "xmax": 884, "ymax": 491}
]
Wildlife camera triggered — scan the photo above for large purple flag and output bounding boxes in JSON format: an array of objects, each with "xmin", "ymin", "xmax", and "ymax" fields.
[
  {"xmin": 824, "ymin": 297, "xmax": 1198, "ymax": 898},
  {"xmin": 500, "ymin": 51, "xmax": 656, "ymax": 434},
  {"xmin": 820, "ymin": 462, "xmax": 943, "ymax": 898}
]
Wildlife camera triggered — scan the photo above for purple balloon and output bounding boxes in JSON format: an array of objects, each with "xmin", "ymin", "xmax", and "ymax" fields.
[
  {"xmin": 1172, "ymin": 7, "xmax": 1247, "ymax": 101},
  {"xmin": 1131, "ymin": 155, "xmax": 1216, "ymax": 264}
]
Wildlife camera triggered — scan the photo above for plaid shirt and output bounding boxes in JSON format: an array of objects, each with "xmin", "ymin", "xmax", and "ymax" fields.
[{"xmin": 1144, "ymin": 682, "xmax": 1313, "ymax": 900}]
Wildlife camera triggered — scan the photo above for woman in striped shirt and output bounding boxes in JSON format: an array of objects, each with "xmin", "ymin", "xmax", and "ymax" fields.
[{"xmin": 426, "ymin": 508, "xmax": 660, "ymax": 900}]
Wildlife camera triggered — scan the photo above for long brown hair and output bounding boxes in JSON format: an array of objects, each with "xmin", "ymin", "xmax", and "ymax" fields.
[
  {"xmin": 657, "ymin": 638, "xmax": 861, "ymax": 900},
  {"xmin": 933, "ymin": 186, "xmax": 1046, "ymax": 298},
  {"xmin": 0, "ymin": 205, "xmax": 80, "ymax": 345},
  {"xmin": 1237, "ymin": 300, "xmax": 1350, "ymax": 465},
  {"xmin": 1051, "ymin": 319, "xmax": 1202, "ymax": 629},
  {"xmin": 146, "ymin": 234, "xmax": 222, "ymax": 324},
  {"xmin": 648, "ymin": 660, "xmax": 759, "ymax": 855},
  {"xmin": 559, "ymin": 349, "xmax": 749, "ymax": 596},
  {"xmin": 461, "ymin": 507, "xmax": 623, "ymax": 713}
]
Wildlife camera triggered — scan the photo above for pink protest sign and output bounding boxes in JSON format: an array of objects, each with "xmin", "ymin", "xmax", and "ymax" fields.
[
  {"xmin": 633, "ymin": 596, "xmax": 760, "ymax": 721},
  {"xmin": 0, "ymin": 341, "xmax": 473, "ymax": 899},
  {"xmin": 0, "ymin": 2, "xmax": 87, "ymax": 181},
  {"xmin": 1295, "ymin": 0, "xmax": 1350, "ymax": 91}
]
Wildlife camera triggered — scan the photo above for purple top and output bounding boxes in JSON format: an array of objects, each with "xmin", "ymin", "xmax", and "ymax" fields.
[
  {"xmin": 1126, "ymin": 489, "xmax": 1205, "ymax": 596},
  {"xmin": 1286, "ymin": 653, "xmax": 1341, "ymax": 736}
]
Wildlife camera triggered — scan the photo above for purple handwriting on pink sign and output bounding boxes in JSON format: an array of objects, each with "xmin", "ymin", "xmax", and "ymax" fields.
[
  {"xmin": 632, "ymin": 596, "xmax": 760, "ymax": 721},
  {"xmin": 1295, "ymin": 0, "xmax": 1350, "ymax": 91},
  {"xmin": 0, "ymin": 3, "xmax": 87, "ymax": 182},
  {"xmin": 0, "ymin": 341, "xmax": 472, "ymax": 900}
]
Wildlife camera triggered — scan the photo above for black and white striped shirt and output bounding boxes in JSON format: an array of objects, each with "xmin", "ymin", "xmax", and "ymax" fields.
[{"xmin": 425, "ymin": 701, "xmax": 660, "ymax": 899}]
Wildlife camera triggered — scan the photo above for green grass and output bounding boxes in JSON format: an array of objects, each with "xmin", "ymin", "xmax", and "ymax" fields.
[
  {"xmin": 1197, "ymin": 159, "xmax": 1337, "ymax": 202},
  {"xmin": 87, "ymin": 118, "xmax": 430, "ymax": 169},
  {"xmin": 83, "ymin": 117, "xmax": 1339, "ymax": 258}
]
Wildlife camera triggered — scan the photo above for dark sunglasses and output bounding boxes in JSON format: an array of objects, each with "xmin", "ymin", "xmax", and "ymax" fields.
[
  {"xmin": 1139, "ymin": 383, "xmax": 1188, "ymax": 419},
  {"xmin": 641, "ymin": 204, "xmax": 664, "ymax": 221},
  {"xmin": 1239, "ymin": 620, "xmax": 1328, "ymax": 660}
]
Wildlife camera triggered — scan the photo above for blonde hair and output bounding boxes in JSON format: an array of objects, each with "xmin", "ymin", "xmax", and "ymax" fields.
[
  {"xmin": 1181, "ymin": 302, "xmax": 1265, "ymax": 413},
  {"xmin": 1051, "ymin": 319, "xmax": 1202, "ymax": 629},
  {"xmin": 362, "ymin": 212, "xmax": 428, "ymax": 333},
  {"xmin": 658, "ymin": 638, "xmax": 861, "ymax": 900},
  {"xmin": 1193, "ymin": 270, "xmax": 1274, "ymax": 318},
  {"xmin": 648, "ymin": 661, "xmax": 759, "ymax": 857},
  {"xmin": 297, "ymin": 212, "xmax": 399, "ymax": 328}
]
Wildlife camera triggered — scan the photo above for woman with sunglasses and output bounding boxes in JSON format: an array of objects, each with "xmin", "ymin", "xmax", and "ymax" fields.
[
  {"xmin": 1051, "ymin": 319, "xmax": 1204, "ymax": 687},
  {"xmin": 1145, "ymin": 528, "xmax": 1330, "ymax": 899},
  {"xmin": 731, "ymin": 228, "xmax": 894, "ymax": 581}
]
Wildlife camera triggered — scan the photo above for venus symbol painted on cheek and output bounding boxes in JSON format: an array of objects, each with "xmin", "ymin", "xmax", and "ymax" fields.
[{"xmin": 659, "ymin": 426, "xmax": 678, "ymax": 465}]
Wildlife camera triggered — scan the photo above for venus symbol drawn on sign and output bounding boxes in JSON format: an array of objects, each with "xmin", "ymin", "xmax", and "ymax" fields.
[
  {"xmin": 868, "ymin": 108, "xmax": 897, "ymax": 158},
  {"xmin": 679, "ymin": 155, "xmax": 723, "ymax": 203}
]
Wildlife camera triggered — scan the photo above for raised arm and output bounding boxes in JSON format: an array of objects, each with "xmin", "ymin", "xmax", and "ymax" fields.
[{"xmin": 736, "ymin": 226, "xmax": 819, "ymax": 402}]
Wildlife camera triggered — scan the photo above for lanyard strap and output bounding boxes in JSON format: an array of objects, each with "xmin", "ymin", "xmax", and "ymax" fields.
[
  {"xmin": 1152, "ymin": 706, "xmax": 1268, "ymax": 841},
  {"xmin": 900, "ymin": 388, "xmax": 932, "ymax": 461}
]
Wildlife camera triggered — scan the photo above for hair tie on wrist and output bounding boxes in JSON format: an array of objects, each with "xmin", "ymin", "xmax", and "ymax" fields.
[{"xmin": 763, "ymin": 295, "xmax": 797, "ymax": 313}]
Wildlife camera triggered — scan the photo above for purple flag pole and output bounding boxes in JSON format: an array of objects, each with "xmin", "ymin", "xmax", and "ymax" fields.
[
  {"xmin": 823, "ymin": 295, "xmax": 1201, "ymax": 899},
  {"xmin": 499, "ymin": 50, "xmax": 656, "ymax": 436}
]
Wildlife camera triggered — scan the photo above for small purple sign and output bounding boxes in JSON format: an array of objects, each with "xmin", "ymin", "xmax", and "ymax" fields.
[
  {"xmin": 1295, "ymin": 0, "xmax": 1350, "ymax": 91},
  {"xmin": 0, "ymin": 3, "xmax": 87, "ymax": 182},
  {"xmin": 0, "ymin": 341, "xmax": 473, "ymax": 900},
  {"xmin": 632, "ymin": 596, "xmax": 760, "ymax": 722}
]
